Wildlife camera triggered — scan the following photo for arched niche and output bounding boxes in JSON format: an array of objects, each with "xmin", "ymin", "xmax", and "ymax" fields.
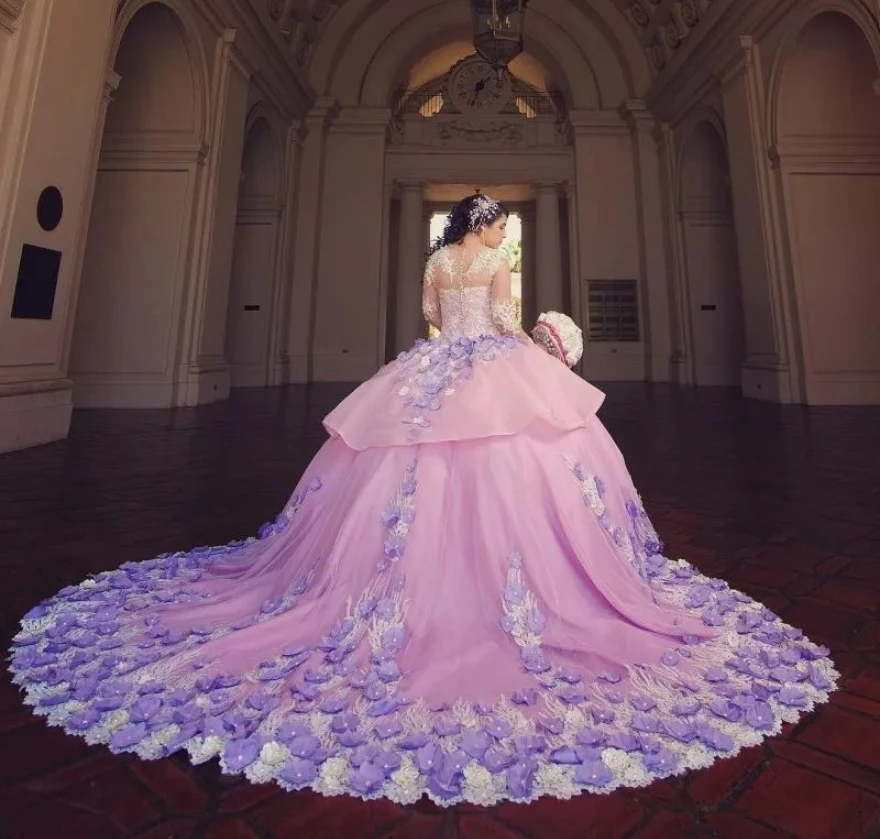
[
  {"xmin": 777, "ymin": 11, "xmax": 880, "ymax": 139},
  {"xmin": 240, "ymin": 117, "xmax": 282, "ymax": 206},
  {"xmin": 772, "ymin": 8, "xmax": 880, "ymax": 404},
  {"xmin": 70, "ymin": 1, "xmax": 208, "ymax": 408},
  {"xmin": 224, "ymin": 115, "xmax": 286, "ymax": 388},
  {"xmin": 677, "ymin": 119, "xmax": 745, "ymax": 387},
  {"xmin": 106, "ymin": 0, "xmax": 206, "ymax": 139}
]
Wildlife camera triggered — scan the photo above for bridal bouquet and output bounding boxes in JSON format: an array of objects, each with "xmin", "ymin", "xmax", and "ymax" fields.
[{"xmin": 531, "ymin": 311, "xmax": 583, "ymax": 368}]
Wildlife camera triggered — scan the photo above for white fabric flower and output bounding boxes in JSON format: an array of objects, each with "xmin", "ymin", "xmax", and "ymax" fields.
[{"xmin": 260, "ymin": 741, "xmax": 289, "ymax": 766}]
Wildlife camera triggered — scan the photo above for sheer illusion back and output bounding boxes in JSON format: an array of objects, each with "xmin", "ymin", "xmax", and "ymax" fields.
[{"xmin": 422, "ymin": 245, "xmax": 520, "ymax": 339}]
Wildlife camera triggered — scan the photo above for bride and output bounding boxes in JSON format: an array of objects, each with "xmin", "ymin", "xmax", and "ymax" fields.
[{"xmin": 9, "ymin": 193, "xmax": 837, "ymax": 806}]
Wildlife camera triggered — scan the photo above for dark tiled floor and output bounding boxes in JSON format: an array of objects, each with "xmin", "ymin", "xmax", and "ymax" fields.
[{"xmin": 1, "ymin": 383, "xmax": 879, "ymax": 839}]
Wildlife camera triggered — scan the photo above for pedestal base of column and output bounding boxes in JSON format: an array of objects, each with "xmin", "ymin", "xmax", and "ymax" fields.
[
  {"xmin": 740, "ymin": 360, "xmax": 797, "ymax": 404},
  {"xmin": 647, "ymin": 352, "xmax": 673, "ymax": 384},
  {"xmin": 287, "ymin": 353, "xmax": 310, "ymax": 384},
  {"xmin": 0, "ymin": 378, "xmax": 73, "ymax": 453},
  {"xmin": 268, "ymin": 355, "xmax": 290, "ymax": 388},
  {"xmin": 176, "ymin": 356, "xmax": 231, "ymax": 407},
  {"xmin": 670, "ymin": 355, "xmax": 692, "ymax": 386}
]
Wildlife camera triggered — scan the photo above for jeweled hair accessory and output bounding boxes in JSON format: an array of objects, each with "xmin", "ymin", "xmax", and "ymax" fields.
[
  {"xmin": 468, "ymin": 194, "xmax": 501, "ymax": 231},
  {"xmin": 532, "ymin": 311, "xmax": 584, "ymax": 368}
]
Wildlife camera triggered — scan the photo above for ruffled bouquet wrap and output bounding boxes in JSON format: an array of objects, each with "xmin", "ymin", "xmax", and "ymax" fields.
[{"xmin": 531, "ymin": 311, "xmax": 583, "ymax": 368}]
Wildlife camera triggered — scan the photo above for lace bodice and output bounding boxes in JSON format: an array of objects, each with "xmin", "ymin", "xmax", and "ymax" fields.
[
  {"xmin": 422, "ymin": 245, "xmax": 520, "ymax": 340},
  {"xmin": 434, "ymin": 286, "xmax": 496, "ymax": 340}
]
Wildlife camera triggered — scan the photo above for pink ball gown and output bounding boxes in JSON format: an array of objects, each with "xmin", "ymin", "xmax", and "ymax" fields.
[{"xmin": 9, "ymin": 246, "xmax": 837, "ymax": 807}]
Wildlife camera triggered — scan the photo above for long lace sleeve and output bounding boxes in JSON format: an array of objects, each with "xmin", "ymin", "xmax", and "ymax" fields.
[
  {"xmin": 490, "ymin": 255, "xmax": 523, "ymax": 336},
  {"xmin": 422, "ymin": 253, "xmax": 441, "ymax": 331}
]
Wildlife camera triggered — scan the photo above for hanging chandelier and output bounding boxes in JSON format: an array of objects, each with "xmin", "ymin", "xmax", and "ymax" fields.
[{"xmin": 469, "ymin": 0, "xmax": 529, "ymax": 73}]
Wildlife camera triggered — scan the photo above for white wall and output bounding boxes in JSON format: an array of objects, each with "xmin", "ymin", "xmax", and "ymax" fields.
[
  {"xmin": 0, "ymin": 0, "xmax": 117, "ymax": 451},
  {"xmin": 774, "ymin": 12, "xmax": 880, "ymax": 404},
  {"xmin": 71, "ymin": 3, "xmax": 203, "ymax": 408}
]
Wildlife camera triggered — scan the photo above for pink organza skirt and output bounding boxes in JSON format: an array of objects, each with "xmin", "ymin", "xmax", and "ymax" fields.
[{"xmin": 9, "ymin": 335, "xmax": 837, "ymax": 805}]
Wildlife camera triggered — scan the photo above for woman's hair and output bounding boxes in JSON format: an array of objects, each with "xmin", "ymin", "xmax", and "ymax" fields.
[{"xmin": 428, "ymin": 193, "xmax": 508, "ymax": 254}]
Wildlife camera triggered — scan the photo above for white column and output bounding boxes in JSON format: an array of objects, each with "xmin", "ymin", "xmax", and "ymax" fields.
[
  {"xmin": 286, "ymin": 98, "xmax": 337, "ymax": 382},
  {"xmin": 312, "ymin": 107, "xmax": 390, "ymax": 381},
  {"xmin": 655, "ymin": 120, "xmax": 693, "ymax": 386},
  {"xmin": 179, "ymin": 30, "xmax": 254, "ymax": 406},
  {"xmin": 535, "ymin": 183, "xmax": 564, "ymax": 314},
  {"xmin": 622, "ymin": 100, "xmax": 673, "ymax": 383},
  {"xmin": 420, "ymin": 207, "xmax": 432, "ymax": 338},
  {"xmin": 266, "ymin": 119, "xmax": 304, "ymax": 386},
  {"xmin": 520, "ymin": 204, "xmax": 537, "ymax": 328},
  {"xmin": 395, "ymin": 181, "xmax": 425, "ymax": 353},
  {"xmin": 563, "ymin": 180, "xmax": 582, "ymax": 330},
  {"xmin": 719, "ymin": 37, "xmax": 801, "ymax": 403}
]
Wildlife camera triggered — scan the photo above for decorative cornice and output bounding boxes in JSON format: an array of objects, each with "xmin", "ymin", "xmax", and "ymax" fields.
[
  {"xmin": 772, "ymin": 135, "xmax": 880, "ymax": 170},
  {"xmin": 99, "ymin": 138, "xmax": 210, "ymax": 165},
  {"xmin": 329, "ymin": 107, "xmax": 391, "ymax": 136},
  {"xmin": 306, "ymin": 96, "xmax": 338, "ymax": 124},
  {"xmin": 568, "ymin": 109, "xmax": 630, "ymax": 136},
  {"xmin": 287, "ymin": 118, "xmax": 306, "ymax": 150},
  {"xmin": 716, "ymin": 34, "xmax": 755, "ymax": 88},
  {"xmin": 651, "ymin": 120, "xmax": 673, "ymax": 145},
  {"xmin": 103, "ymin": 69, "xmax": 122, "ymax": 104},
  {"xmin": 620, "ymin": 98, "xmax": 657, "ymax": 132},
  {"xmin": 221, "ymin": 29, "xmax": 256, "ymax": 80},
  {"xmin": 0, "ymin": 0, "xmax": 23, "ymax": 35}
]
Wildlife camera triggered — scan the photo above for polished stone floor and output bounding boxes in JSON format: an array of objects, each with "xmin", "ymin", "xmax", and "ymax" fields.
[{"xmin": 1, "ymin": 383, "xmax": 878, "ymax": 839}]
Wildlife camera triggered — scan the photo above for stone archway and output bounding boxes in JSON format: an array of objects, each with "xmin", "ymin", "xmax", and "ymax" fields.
[
  {"xmin": 678, "ymin": 120, "xmax": 745, "ymax": 387},
  {"xmin": 774, "ymin": 10, "xmax": 880, "ymax": 404},
  {"xmin": 70, "ymin": 1, "xmax": 205, "ymax": 408},
  {"xmin": 224, "ymin": 116, "xmax": 285, "ymax": 388},
  {"xmin": 286, "ymin": 0, "xmax": 668, "ymax": 384}
]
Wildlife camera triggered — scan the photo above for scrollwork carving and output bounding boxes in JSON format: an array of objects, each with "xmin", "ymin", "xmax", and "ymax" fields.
[
  {"xmin": 267, "ymin": 0, "xmax": 285, "ymax": 22},
  {"xmin": 294, "ymin": 37, "xmax": 311, "ymax": 65},
  {"xmin": 311, "ymin": 0, "xmax": 331, "ymax": 21},
  {"xmin": 0, "ymin": 0, "xmax": 24, "ymax": 34},
  {"xmin": 630, "ymin": 1, "xmax": 650, "ymax": 28},
  {"xmin": 680, "ymin": 0, "xmax": 700, "ymax": 27},
  {"xmin": 438, "ymin": 121, "xmax": 524, "ymax": 146},
  {"xmin": 649, "ymin": 40, "xmax": 666, "ymax": 70}
]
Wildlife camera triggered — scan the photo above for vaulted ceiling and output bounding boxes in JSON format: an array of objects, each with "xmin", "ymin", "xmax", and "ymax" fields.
[{"xmin": 259, "ymin": 0, "xmax": 714, "ymax": 94}]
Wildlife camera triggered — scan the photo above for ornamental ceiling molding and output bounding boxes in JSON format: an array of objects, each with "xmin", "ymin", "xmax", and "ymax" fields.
[
  {"xmin": 613, "ymin": 0, "xmax": 714, "ymax": 72},
  {"xmin": 259, "ymin": 1, "xmax": 715, "ymax": 84},
  {"xmin": 265, "ymin": 0, "xmax": 341, "ymax": 68},
  {"xmin": 0, "ymin": 0, "xmax": 24, "ymax": 35}
]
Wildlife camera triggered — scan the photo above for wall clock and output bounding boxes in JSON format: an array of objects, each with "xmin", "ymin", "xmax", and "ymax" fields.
[{"xmin": 446, "ymin": 57, "xmax": 512, "ymax": 116}]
